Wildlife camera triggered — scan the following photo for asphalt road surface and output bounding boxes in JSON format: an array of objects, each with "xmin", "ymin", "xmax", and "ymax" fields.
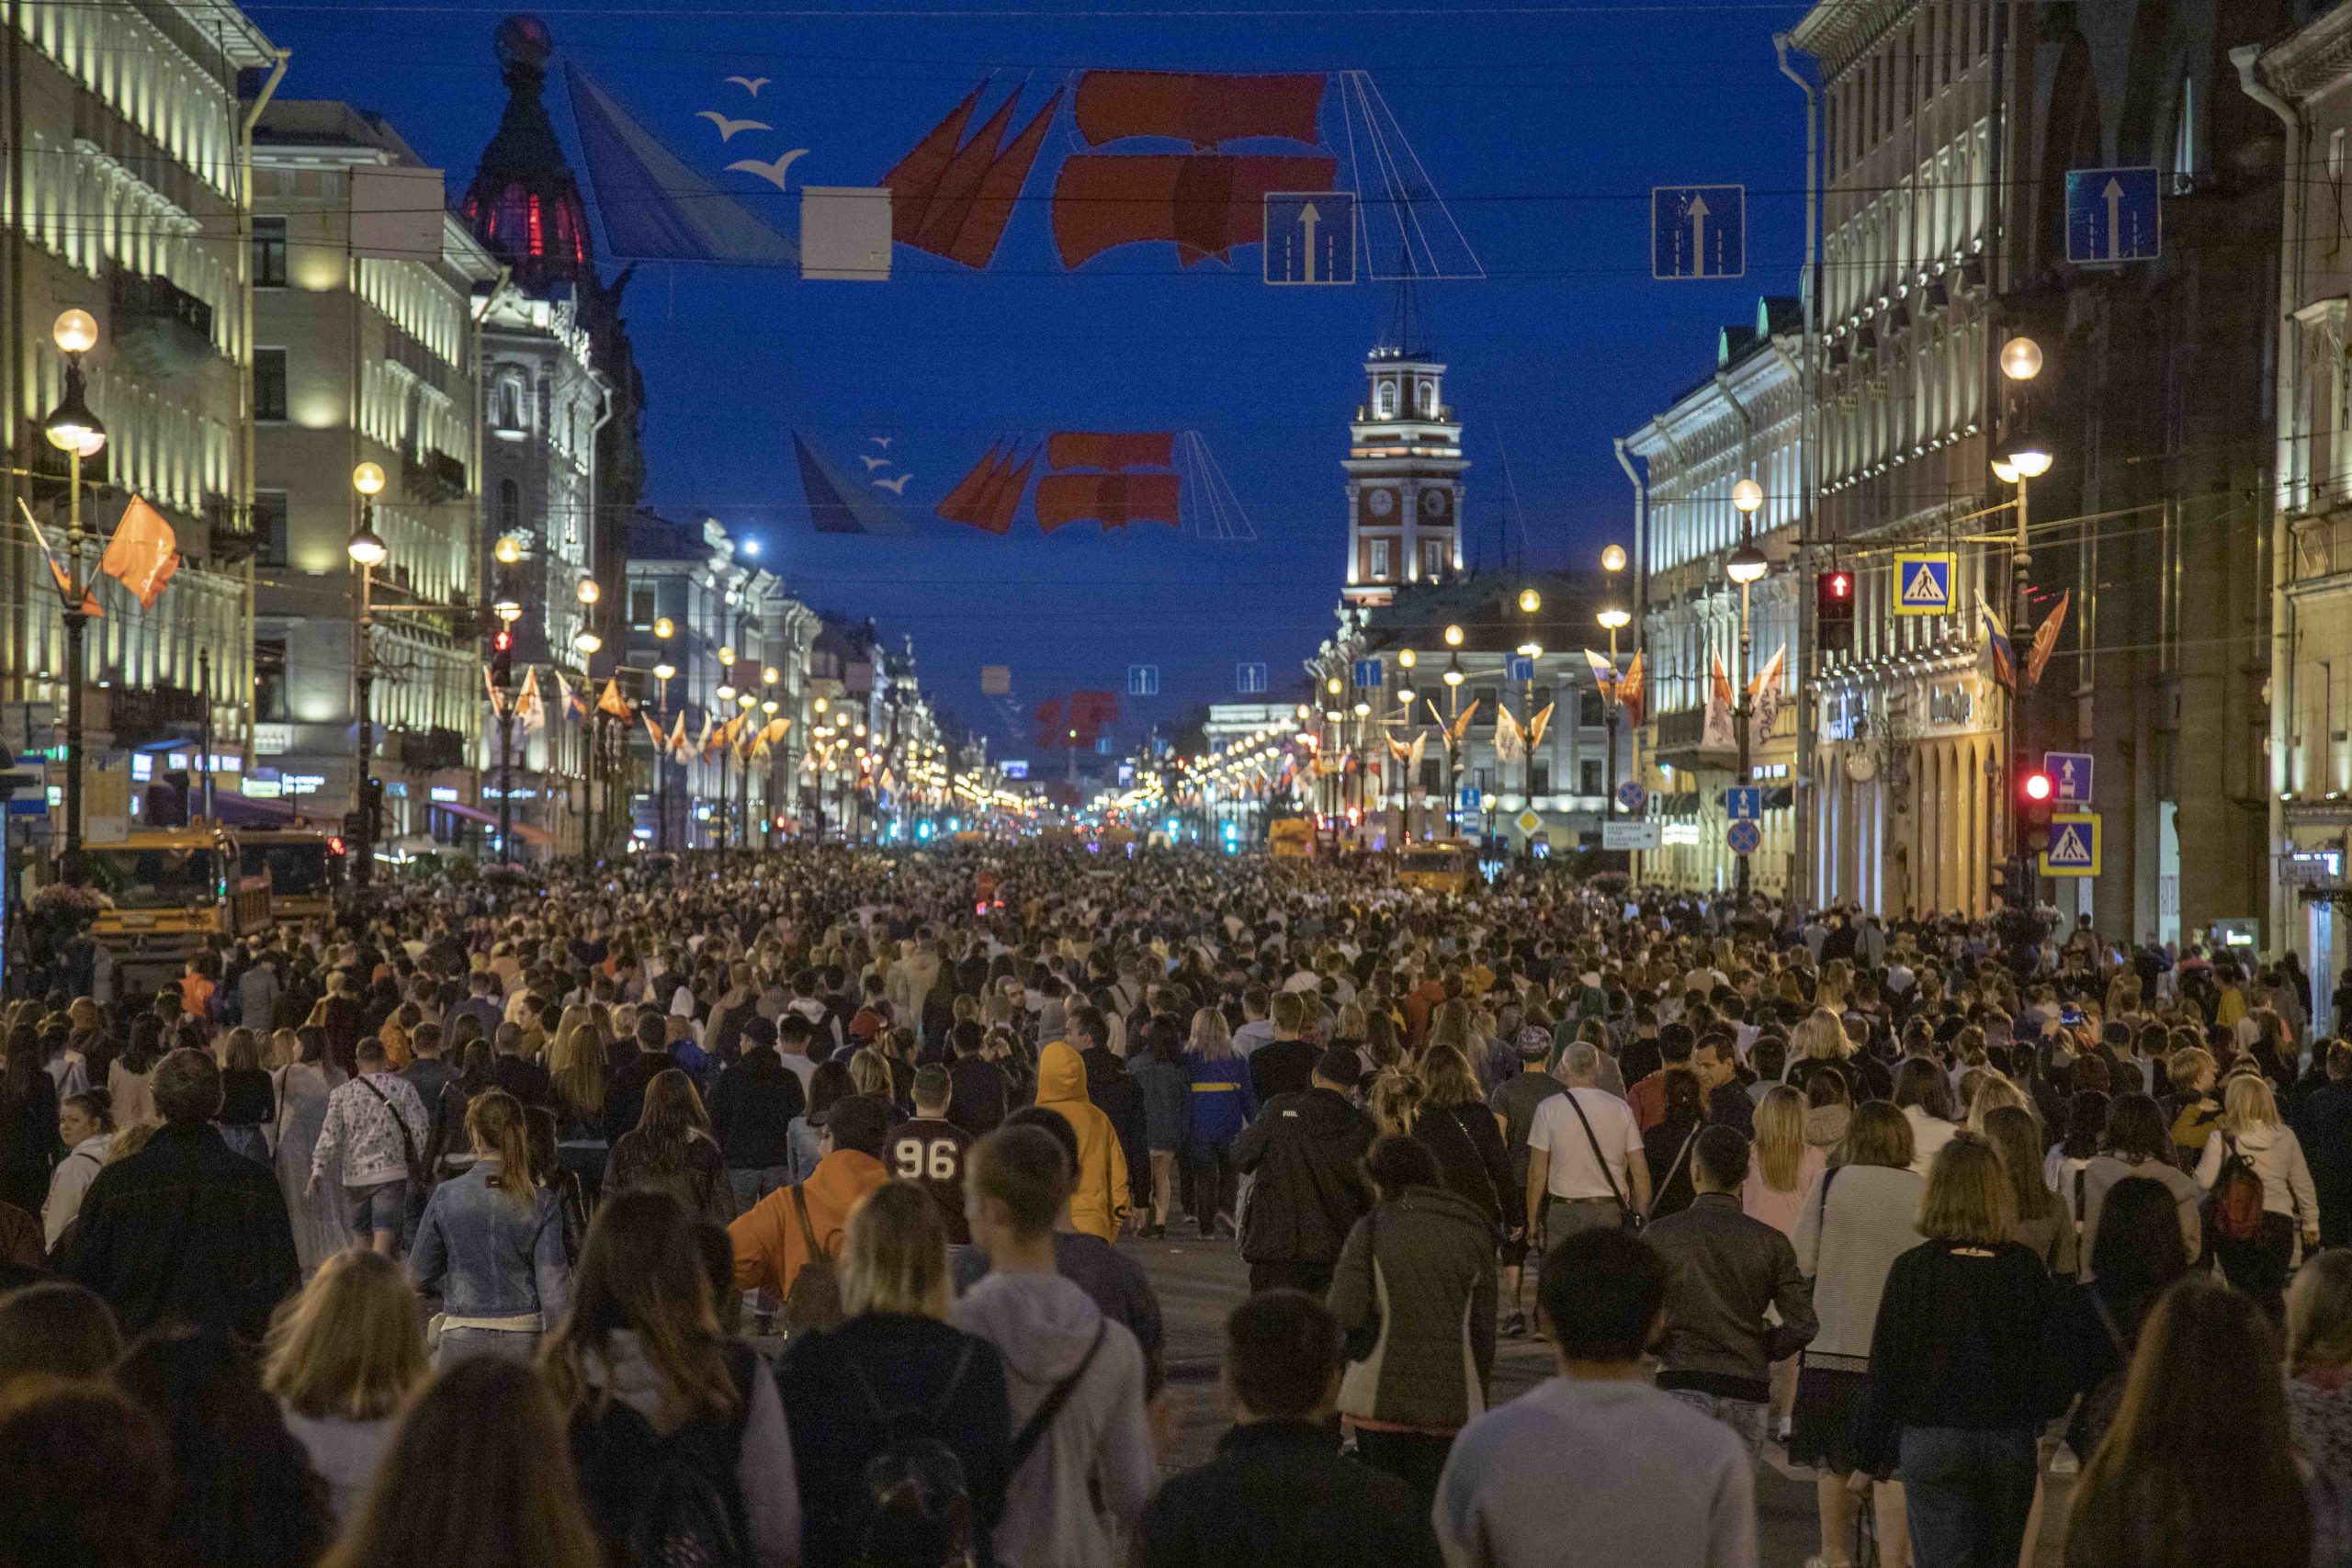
[{"xmin": 1132, "ymin": 1231, "xmax": 2071, "ymax": 1567}]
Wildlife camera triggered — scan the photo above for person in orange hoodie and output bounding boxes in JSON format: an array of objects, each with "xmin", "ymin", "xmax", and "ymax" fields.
[
  {"xmin": 1033, "ymin": 1040, "xmax": 1131, "ymax": 1242},
  {"xmin": 729, "ymin": 1094, "xmax": 889, "ymax": 1311}
]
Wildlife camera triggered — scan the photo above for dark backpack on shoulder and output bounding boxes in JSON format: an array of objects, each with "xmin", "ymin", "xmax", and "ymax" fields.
[
  {"xmin": 571, "ymin": 1338, "xmax": 759, "ymax": 1568},
  {"xmin": 844, "ymin": 1343, "xmax": 978, "ymax": 1568},
  {"xmin": 2206, "ymin": 1137, "xmax": 2267, "ymax": 1245}
]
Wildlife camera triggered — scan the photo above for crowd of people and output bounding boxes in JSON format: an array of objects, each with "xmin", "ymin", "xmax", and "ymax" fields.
[{"xmin": 3, "ymin": 841, "xmax": 2352, "ymax": 1568}]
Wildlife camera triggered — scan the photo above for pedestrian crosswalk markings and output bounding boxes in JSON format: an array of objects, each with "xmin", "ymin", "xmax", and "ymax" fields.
[
  {"xmin": 2050, "ymin": 824, "xmax": 2089, "ymax": 862},
  {"xmin": 2040, "ymin": 811, "xmax": 2100, "ymax": 876}
]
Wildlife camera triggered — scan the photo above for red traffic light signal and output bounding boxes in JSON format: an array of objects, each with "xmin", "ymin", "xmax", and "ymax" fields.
[
  {"xmin": 2018, "ymin": 767, "xmax": 2057, "ymax": 852},
  {"xmin": 1817, "ymin": 570, "xmax": 1857, "ymax": 652}
]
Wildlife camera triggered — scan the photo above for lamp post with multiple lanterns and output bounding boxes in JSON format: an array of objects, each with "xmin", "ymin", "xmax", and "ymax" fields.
[
  {"xmin": 491, "ymin": 535, "xmax": 524, "ymax": 859},
  {"xmin": 345, "ymin": 464, "xmax": 390, "ymax": 886},
  {"xmin": 650, "ymin": 615, "xmax": 676, "ymax": 852},
  {"xmin": 1597, "ymin": 544, "xmax": 1632, "ymax": 826},
  {"xmin": 1726, "ymin": 478, "xmax": 1770, "ymax": 905},
  {"xmin": 1994, "ymin": 334, "xmax": 2054, "ymax": 914},
  {"xmin": 40, "ymin": 310, "xmax": 107, "ymax": 861}
]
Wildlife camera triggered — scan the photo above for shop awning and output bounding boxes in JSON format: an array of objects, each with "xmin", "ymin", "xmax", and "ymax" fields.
[
  {"xmin": 212, "ymin": 792, "xmax": 300, "ymax": 826},
  {"xmin": 431, "ymin": 801, "xmax": 497, "ymax": 827}
]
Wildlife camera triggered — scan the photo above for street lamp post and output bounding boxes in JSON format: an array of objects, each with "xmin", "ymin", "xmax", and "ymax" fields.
[
  {"xmin": 1442, "ymin": 622, "xmax": 1465, "ymax": 838},
  {"xmin": 1727, "ymin": 479, "xmax": 1770, "ymax": 907},
  {"xmin": 651, "ymin": 638, "xmax": 676, "ymax": 852},
  {"xmin": 346, "ymin": 464, "xmax": 390, "ymax": 888},
  {"xmin": 1996, "ymin": 334, "xmax": 2053, "ymax": 920},
  {"xmin": 40, "ymin": 310, "xmax": 107, "ymax": 863},
  {"xmin": 1396, "ymin": 647, "xmax": 1419, "ymax": 842},
  {"xmin": 492, "ymin": 536, "xmax": 523, "ymax": 863},
  {"xmin": 573, "ymin": 577, "xmax": 605, "ymax": 870},
  {"xmin": 1598, "ymin": 545, "xmax": 1633, "ymax": 830},
  {"xmin": 1516, "ymin": 588, "xmax": 1544, "ymax": 840}
]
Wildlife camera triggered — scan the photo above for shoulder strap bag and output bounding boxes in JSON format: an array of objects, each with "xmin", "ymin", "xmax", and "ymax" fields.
[
  {"xmin": 1009, "ymin": 1320, "xmax": 1109, "ymax": 1472},
  {"xmin": 1562, "ymin": 1090, "xmax": 1639, "ymax": 1230}
]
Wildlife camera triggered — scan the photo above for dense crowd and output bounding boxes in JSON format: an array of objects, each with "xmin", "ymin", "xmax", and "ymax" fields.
[{"xmin": 3, "ymin": 843, "xmax": 2352, "ymax": 1568}]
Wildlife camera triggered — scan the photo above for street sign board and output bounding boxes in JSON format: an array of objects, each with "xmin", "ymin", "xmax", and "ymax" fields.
[
  {"xmin": 1616, "ymin": 780, "xmax": 1648, "ymax": 814},
  {"xmin": 2043, "ymin": 750, "xmax": 2094, "ymax": 805},
  {"xmin": 1725, "ymin": 785, "xmax": 1763, "ymax": 821},
  {"xmin": 1651, "ymin": 185, "xmax": 1745, "ymax": 280},
  {"xmin": 1236, "ymin": 662, "xmax": 1267, "ymax": 694},
  {"xmin": 1726, "ymin": 818, "xmax": 1762, "ymax": 856},
  {"xmin": 1507, "ymin": 656, "xmax": 1535, "ymax": 683},
  {"xmin": 1515, "ymin": 809, "xmax": 1544, "ymax": 837},
  {"xmin": 2040, "ymin": 812, "xmax": 2101, "ymax": 876},
  {"xmin": 1263, "ymin": 192, "xmax": 1356, "ymax": 286},
  {"xmin": 1126, "ymin": 664, "xmax": 1159, "ymax": 697},
  {"xmin": 979, "ymin": 665, "xmax": 1012, "ymax": 695},
  {"xmin": 1602, "ymin": 820, "xmax": 1660, "ymax": 851},
  {"xmin": 1352, "ymin": 659, "xmax": 1385, "ymax": 689},
  {"xmin": 1894, "ymin": 552, "xmax": 1954, "ymax": 616},
  {"xmin": 2065, "ymin": 167, "xmax": 2161, "ymax": 265}
]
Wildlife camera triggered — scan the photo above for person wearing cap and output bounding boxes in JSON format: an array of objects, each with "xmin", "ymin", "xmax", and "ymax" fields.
[
  {"xmin": 1231, "ymin": 1046, "xmax": 1376, "ymax": 1296},
  {"xmin": 729, "ymin": 1092, "xmax": 889, "ymax": 1312},
  {"xmin": 1032, "ymin": 1040, "xmax": 1130, "ymax": 1244}
]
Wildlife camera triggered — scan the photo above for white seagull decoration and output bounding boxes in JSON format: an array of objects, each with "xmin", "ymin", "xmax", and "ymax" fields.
[
  {"xmin": 873, "ymin": 474, "xmax": 914, "ymax": 495},
  {"xmin": 726, "ymin": 149, "xmax": 808, "ymax": 191},
  {"xmin": 726, "ymin": 75, "xmax": 771, "ymax": 96},
  {"xmin": 859, "ymin": 455, "xmax": 891, "ymax": 471},
  {"xmin": 697, "ymin": 111, "xmax": 771, "ymax": 141}
]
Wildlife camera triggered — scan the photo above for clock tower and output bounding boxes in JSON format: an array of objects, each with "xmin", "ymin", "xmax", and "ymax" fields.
[{"xmin": 1342, "ymin": 337, "xmax": 1466, "ymax": 608}]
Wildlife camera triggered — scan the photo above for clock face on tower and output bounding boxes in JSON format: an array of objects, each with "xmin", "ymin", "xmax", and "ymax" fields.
[
  {"xmin": 1365, "ymin": 488, "xmax": 1396, "ymax": 518},
  {"xmin": 1422, "ymin": 488, "xmax": 1451, "ymax": 519}
]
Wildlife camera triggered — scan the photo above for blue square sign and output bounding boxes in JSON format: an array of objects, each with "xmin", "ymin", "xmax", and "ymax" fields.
[
  {"xmin": 1725, "ymin": 785, "xmax": 1763, "ymax": 822},
  {"xmin": 1264, "ymin": 193, "xmax": 1356, "ymax": 286},
  {"xmin": 1352, "ymin": 659, "xmax": 1385, "ymax": 689},
  {"xmin": 2065, "ymin": 167, "xmax": 2160, "ymax": 265},
  {"xmin": 2043, "ymin": 750, "xmax": 2094, "ymax": 806},
  {"xmin": 1652, "ymin": 186, "xmax": 1745, "ymax": 280}
]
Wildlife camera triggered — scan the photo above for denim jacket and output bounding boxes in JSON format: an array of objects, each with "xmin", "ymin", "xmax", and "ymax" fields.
[{"xmin": 409, "ymin": 1159, "xmax": 571, "ymax": 1324}]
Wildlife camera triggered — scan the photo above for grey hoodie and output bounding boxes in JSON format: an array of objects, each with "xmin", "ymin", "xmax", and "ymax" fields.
[
  {"xmin": 954, "ymin": 1270, "xmax": 1154, "ymax": 1568},
  {"xmin": 581, "ymin": 1330, "xmax": 801, "ymax": 1568}
]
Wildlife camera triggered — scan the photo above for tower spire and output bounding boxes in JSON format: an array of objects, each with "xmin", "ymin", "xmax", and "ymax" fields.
[{"xmin": 1381, "ymin": 275, "xmax": 1427, "ymax": 358}]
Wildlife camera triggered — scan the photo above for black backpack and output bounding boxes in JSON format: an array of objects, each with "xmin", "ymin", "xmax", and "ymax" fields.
[
  {"xmin": 843, "ymin": 1343, "xmax": 978, "ymax": 1568},
  {"xmin": 571, "ymin": 1339, "xmax": 758, "ymax": 1568}
]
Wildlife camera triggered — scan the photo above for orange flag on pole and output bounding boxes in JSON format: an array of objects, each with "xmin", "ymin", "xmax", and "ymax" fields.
[
  {"xmin": 2024, "ymin": 591, "xmax": 2071, "ymax": 692},
  {"xmin": 1450, "ymin": 698, "xmax": 1482, "ymax": 742},
  {"xmin": 596, "ymin": 678, "xmax": 631, "ymax": 719},
  {"xmin": 1618, "ymin": 650, "xmax": 1646, "ymax": 728},
  {"xmin": 99, "ymin": 494, "xmax": 179, "ymax": 609},
  {"xmin": 667, "ymin": 712, "xmax": 689, "ymax": 761}
]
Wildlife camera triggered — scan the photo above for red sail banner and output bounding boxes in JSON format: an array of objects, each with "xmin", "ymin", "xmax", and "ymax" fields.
[
  {"xmin": 1046, "ymin": 431, "xmax": 1174, "ymax": 471},
  {"xmin": 1052, "ymin": 152, "xmax": 1338, "ymax": 268},
  {"xmin": 1035, "ymin": 473, "xmax": 1181, "ymax": 532},
  {"xmin": 935, "ymin": 440, "xmax": 1006, "ymax": 530},
  {"xmin": 1072, "ymin": 71, "xmax": 1327, "ymax": 150},
  {"xmin": 882, "ymin": 83, "xmax": 1061, "ymax": 270}
]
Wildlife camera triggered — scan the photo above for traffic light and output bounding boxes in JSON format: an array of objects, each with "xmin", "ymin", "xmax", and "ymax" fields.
[
  {"xmin": 2018, "ymin": 765, "xmax": 2056, "ymax": 854},
  {"xmin": 489, "ymin": 626, "xmax": 514, "ymax": 690},
  {"xmin": 1817, "ymin": 570, "xmax": 1856, "ymax": 652}
]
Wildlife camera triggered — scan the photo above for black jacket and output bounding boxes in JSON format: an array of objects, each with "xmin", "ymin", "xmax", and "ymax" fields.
[
  {"xmin": 63, "ymin": 1122, "xmax": 299, "ymax": 1344},
  {"xmin": 1080, "ymin": 1045, "xmax": 1150, "ymax": 1207},
  {"xmin": 775, "ymin": 1313, "xmax": 1013, "ymax": 1568},
  {"xmin": 1139, "ymin": 1421, "xmax": 1441, "ymax": 1568},
  {"xmin": 711, "ymin": 1049, "xmax": 805, "ymax": 1169},
  {"xmin": 605, "ymin": 1051, "xmax": 670, "ymax": 1144},
  {"xmin": 1858, "ymin": 1238, "xmax": 2053, "ymax": 1470},
  {"xmin": 1411, "ymin": 1101, "xmax": 1521, "ymax": 1235},
  {"xmin": 1641, "ymin": 1192, "xmax": 1817, "ymax": 1399},
  {"xmin": 1248, "ymin": 1037, "xmax": 1317, "ymax": 1104},
  {"xmin": 0, "ymin": 1074, "xmax": 62, "ymax": 1215},
  {"xmin": 2299, "ymin": 1082, "xmax": 2352, "ymax": 1247},
  {"xmin": 948, "ymin": 1056, "xmax": 1009, "ymax": 1137},
  {"xmin": 1232, "ymin": 1088, "xmax": 1375, "ymax": 1267},
  {"xmin": 490, "ymin": 1054, "xmax": 552, "ymax": 1110}
]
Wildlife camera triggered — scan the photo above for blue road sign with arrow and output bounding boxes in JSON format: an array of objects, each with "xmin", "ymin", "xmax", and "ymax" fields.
[
  {"xmin": 1725, "ymin": 785, "xmax": 1762, "ymax": 822},
  {"xmin": 1264, "ymin": 192, "xmax": 1356, "ymax": 286},
  {"xmin": 1352, "ymin": 659, "xmax": 1384, "ymax": 688},
  {"xmin": 1652, "ymin": 186, "xmax": 1745, "ymax": 280},
  {"xmin": 2043, "ymin": 750, "xmax": 2094, "ymax": 806},
  {"xmin": 2065, "ymin": 167, "xmax": 2160, "ymax": 265}
]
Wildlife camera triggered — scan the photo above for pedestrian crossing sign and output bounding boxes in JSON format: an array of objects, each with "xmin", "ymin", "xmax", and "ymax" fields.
[
  {"xmin": 1894, "ymin": 552, "xmax": 1954, "ymax": 616},
  {"xmin": 2040, "ymin": 812, "xmax": 2100, "ymax": 876}
]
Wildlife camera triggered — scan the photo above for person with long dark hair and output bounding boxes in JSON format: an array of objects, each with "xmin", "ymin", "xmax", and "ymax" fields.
[
  {"xmin": 0, "ymin": 1024, "xmax": 62, "ymax": 1216},
  {"xmin": 112, "ymin": 1325, "xmax": 335, "ymax": 1568},
  {"xmin": 320, "ymin": 1357, "xmax": 603, "ymax": 1568},
  {"xmin": 542, "ymin": 1190, "xmax": 798, "ymax": 1568},
  {"xmin": 601, "ymin": 1067, "xmax": 732, "ymax": 1224},
  {"xmin": 1641, "ymin": 1066, "xmax": 1708, "ymax": 1223},
  {"xmin": 2037, "ymin": 1176, "xmax": 2192, "ymax": 1464},
  {"xmin": 2064, "ymin": 1277, "xmax": 2325, "ymax": 1568}
]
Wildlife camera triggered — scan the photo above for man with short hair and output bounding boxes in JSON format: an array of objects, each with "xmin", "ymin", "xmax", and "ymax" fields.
[
  {"xmin": 1639, "ymin": 1127, "xmax": 1815, "ymax": 1461},
  {"xmin": 1526, "ymin": 1043, "xmax": 1652, "ymax": 1250},
  {"xmin": 1488, "ymin": 1027, "xmax": 1566, "ymax": 1336},
  {"xmin": 1231, "ymin": 987, "xmax": 1275, "ymax": 1059},
  {"xmin": 1249, "ymin": 991, "xmax": 1317, "ymax": 1104},
  {"xmin": 888, "ymin": 1064, "xmax": 975, "ymax": 1244},
  {"xmin": 956, "ymin": 1123, "xmax": 1155, "ymax": 1568},
  {"xmin": 1140, "ymin": 1290, "xmax": 1439, "ymax": 1568},
  {"xmin": 1434, "ymin": 1227, "xmax": 1758, "ymax": 1568},
  {"xmin": 488, "ymin": 1020, "xmax": 551, "ymax": 1109},
  {"xmin": 309, "ymin": 1039, "xmax": 430, "ymax": 1255},
  {"xmin": 235, "ymin": 945, "xmax": 281, "ymax": 1034},
  {"xmin": 1232, "ymin": 1045, "xmax": 1375, "ymax": 1295},
  {"xmin": 1689, "ymin": 1035, "xmax": 1755, "ymax": 1137},
  {"xmin": 1628, "ymin": 1022, "xmax": 1696, "ymax": 1132},
  {"xmin": 605, "ymin": 1012, "xmax": 673, "ymax": 1142},
  {"xmin": 65, "ymin": 1047, "xmax": 299, "ymax": 1342}
]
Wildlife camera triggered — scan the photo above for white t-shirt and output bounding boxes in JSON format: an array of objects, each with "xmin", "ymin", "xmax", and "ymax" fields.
[{"xmin": 1527, "ymin": 1086, "xmax": 1644, "ymax": 1202}]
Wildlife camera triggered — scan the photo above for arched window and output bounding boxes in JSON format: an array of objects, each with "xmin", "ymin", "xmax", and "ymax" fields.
[
  {"xmin": 493, "ymin": 373, "xmax": 526, "ymax": 434},
  {"xmin": 1374, "ymin": 379, "xmax": 1396, "ymax": 418},
  {"xmin": 498, "ymin": 479, "xmax": 521, "ymax": 534},
  {"xmin": 1417, "ymin": 379, "xmax": 1437, "ymax": 417}
]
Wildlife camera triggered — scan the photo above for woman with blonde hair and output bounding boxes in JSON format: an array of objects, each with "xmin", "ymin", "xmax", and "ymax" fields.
[
  {"xmin": 1183, "ymin": 1004, "xmax": 1254, "ymax": 1238},
  {"xmin": 1963, "ymin": 1071, "xmax": 2030, "ymax": 1134},
  {"xmin": 775, "ymin": 1182, "xmax": 1012, "ymax": 1568},
  {"xmin": 266, "ymin": 1248, "xmax": 429, "ymax": 1522},
  {"xmin": 1411, "ymin": 1043, "xmax": 1519, "ymax": 1246},
  {"xmin": 1744, "ymin": 1084, "xmax": 1826, "ymax": 1238},
  {"xmin": 2195, "ymin": 1070, "xmax": 2320, "ymax": 1316},
  {"xmin": 1856, "ymin": 1136, "xmax": 2052, "ymax": 1568},
  {"xmin": 1366, "ymin": 1068, "xmax": 1424, "ymax": 1137},
  {"xmin": 412, "ymin": 1088, "xmax": 571, "ymax": 1365}
]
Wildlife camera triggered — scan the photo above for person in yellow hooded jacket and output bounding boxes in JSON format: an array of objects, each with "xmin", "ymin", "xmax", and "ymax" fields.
[{"xmin": 1034, "ymin": 1040, "xmax": 1131, "ymax": 1242}]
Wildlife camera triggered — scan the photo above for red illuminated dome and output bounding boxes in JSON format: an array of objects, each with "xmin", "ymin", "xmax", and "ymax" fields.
[{"xmin": 462, "ymin": 14, "xmax": 594, "ymax": 288}]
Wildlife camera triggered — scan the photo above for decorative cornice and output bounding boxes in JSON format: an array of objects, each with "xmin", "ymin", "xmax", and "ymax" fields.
[
  {"xmin": 2263, "ymin": 5, "xmax": 2352, "ymax": 101},
  {"xmin": 1790, "ymin": 0, "xmax": 1916, "ymax": 79}
]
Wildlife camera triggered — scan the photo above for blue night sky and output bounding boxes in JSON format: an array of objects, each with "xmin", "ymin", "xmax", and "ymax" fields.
[{"xmin": 246, "ymin": 0, "xmax": 1809, "ymax": 758}]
